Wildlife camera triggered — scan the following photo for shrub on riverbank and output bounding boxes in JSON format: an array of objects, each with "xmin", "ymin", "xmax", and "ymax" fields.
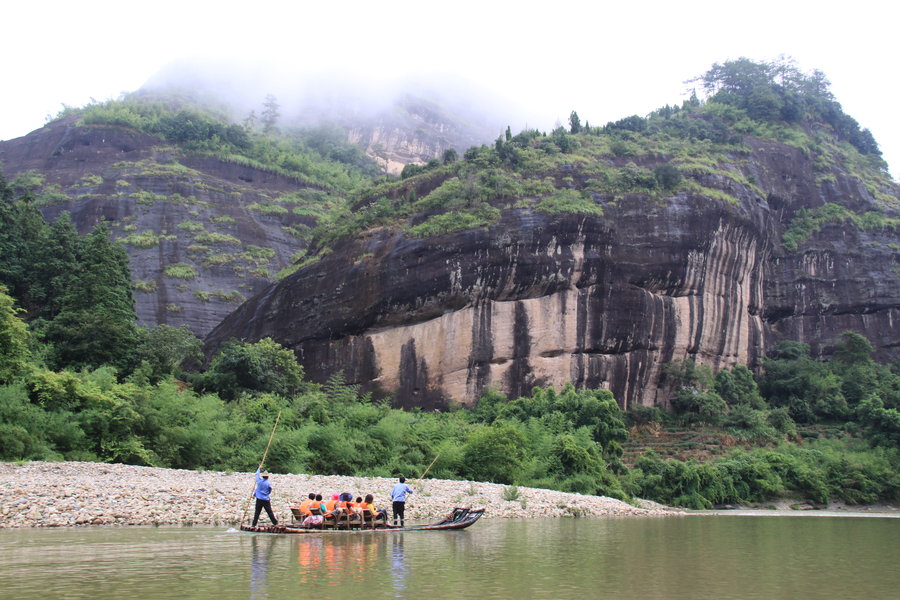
[{"xmin": 631, "ymin": 439, "xmax": 900, "ymax": 509}]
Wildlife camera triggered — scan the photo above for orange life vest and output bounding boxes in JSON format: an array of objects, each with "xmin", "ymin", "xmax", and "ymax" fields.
[{"xmin": 298, "ymin": 498, "xmax": 312, "ymax": 515}]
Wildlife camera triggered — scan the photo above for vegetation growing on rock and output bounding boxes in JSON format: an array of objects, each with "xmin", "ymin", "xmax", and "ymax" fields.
[{"xmin": 294, "ymin": 57, "xmax": 896, "ymax": 260}]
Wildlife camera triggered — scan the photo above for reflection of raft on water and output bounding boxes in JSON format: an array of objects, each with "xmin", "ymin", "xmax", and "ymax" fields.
[{"xmin": 241, "ymin": 507, "xmax": 485, "ymax": 534}]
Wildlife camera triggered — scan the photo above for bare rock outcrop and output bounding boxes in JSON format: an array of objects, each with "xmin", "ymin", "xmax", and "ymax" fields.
[
  {"xmin": 346, "ymin": 94, "xmax": 500, "ymax": 175},
  {"xmin": 206, "ymin": 138, "xmax": 899, "ymax": 409}
]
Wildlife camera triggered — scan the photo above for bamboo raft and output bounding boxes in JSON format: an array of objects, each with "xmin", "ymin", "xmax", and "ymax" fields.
[{"xmin": 241, "ymin": 507, "xmax": 485, "ymax": 534}]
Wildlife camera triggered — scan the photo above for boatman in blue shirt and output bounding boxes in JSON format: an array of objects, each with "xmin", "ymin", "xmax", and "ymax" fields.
[
  {"xmin": 252, "ymin": 468, "xmax": 278, "ymax": 527},
  {"xmin": 390, "ymin": 476, "xmax": 414, "ymax": 527}
]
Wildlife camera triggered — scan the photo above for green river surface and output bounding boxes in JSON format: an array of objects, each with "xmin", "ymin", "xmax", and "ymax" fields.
[{"xmin": 0, "ymin": 513, "xmax": 897, "ymax": 599}]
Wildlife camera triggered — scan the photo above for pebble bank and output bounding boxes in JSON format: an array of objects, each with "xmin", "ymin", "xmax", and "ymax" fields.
[{"xmin": 0, "ymin": 462, "xmax": 679, "ymax": 528}]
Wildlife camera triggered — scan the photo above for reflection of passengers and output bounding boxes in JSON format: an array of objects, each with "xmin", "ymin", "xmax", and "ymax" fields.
[{"xmin": 295, "ymin": 536, "xmax": 323, "ymax": 584}]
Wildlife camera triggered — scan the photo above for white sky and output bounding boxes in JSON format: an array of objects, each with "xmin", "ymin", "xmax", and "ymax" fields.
[{"xmin": 3, "ymin": 0, "xmax": 897, "ymax": 179}]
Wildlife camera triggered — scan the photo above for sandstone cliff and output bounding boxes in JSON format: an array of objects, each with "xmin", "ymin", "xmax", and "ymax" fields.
[
  {"xmin": 0, "ymin": 118, "xmax": 313, "ymax": 336},
  {"xmin": 206, "ymin": 135, "xmax": 900, "ymax": 410},
  {"xmin": 0, "ymin": 94, "xmax": 497, "ymax": 335},
  {"xmin": 345, "ymin": 95, "xmax": 500, "ymax": 175}
]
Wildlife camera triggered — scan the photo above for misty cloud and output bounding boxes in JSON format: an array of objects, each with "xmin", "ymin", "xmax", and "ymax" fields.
[{"xmin": 140, "ymin": 58, "xmax": 523, "ymax": 142}]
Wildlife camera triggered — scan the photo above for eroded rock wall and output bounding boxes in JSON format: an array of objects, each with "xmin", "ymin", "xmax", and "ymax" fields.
[
  {"xmin": 208, "ymin": 195, "xmax": 778, "ymax": 409},
  {"xmin": 206, "ymin": 134, "xmax": 899, "ymax": 410}
]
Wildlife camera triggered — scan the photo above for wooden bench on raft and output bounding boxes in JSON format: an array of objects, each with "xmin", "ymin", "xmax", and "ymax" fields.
[{"xmin": 289, "ymin": 506, "xmax": 387, "ymax": 530}]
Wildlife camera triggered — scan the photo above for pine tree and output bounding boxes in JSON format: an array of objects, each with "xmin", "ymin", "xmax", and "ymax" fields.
[
  {"xmin": 261, "ymin": 94, "xmax": 280, "ymax": 135},
  {"xmin": 30, "ymin": 212, "xmax": 79, "ymax": 319},
  {"xmin": 569, "ymin": 111, "xmax": 582, "ymax": 134},
  {"xmin": 44, "ymin": 223, "xmax": 140, "ymax": 374},
  {"xmin": 0, "ymin": 285, "xmax": 30, "ymax": 384},
  {"xmin": 0, "ymin": 187, "xmax": 47, "ymax": 311}
]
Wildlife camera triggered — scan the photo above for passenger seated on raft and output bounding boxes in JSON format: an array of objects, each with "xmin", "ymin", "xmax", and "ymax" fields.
[
  {"xmin": 324, "ymin": 494, "xmax": 341, "ymax": 516},
  {"xmin": 321, "ymin": 494, "xmax": 343, "ymax": 526},
  {"xmin": 298, "ymin": 493, "xmax": 316, "ymax": 515},
  {"xmin": 309, "ymin": 494, "xmax": 324, "ymax": 515},
  {"xmin": 333, "ymin": 492, "xmax": 358, "ymax": 526},
  {"xmin": 301, "ymin": 495, "xmax": 326, "ymax": 527},
  {"xmin": 344, "ymin": 495, "xmax": 362, "ymax": 517},
  {"xmin": 359, "ymin": 494, "xmax": 388, "ymax": 527}
]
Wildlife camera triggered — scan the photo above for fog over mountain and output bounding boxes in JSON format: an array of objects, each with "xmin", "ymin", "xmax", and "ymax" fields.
[
  {"xmin": 3, "ymin": 1, "xmax": 898, "ymax": 179},
  {"xmin": 140, "ymin": 58, "xmax": 520, "ymax": 140}
]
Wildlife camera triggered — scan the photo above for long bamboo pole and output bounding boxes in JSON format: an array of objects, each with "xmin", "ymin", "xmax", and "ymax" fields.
[
  {"xmin": 257, "ymin": 411, "xmax": 281, "ymax": 470},
  {"xmin": 239, "ymin": 412, "xmax": 281, "ymax": 526},
  {"xmin": 419, "ymin": 454, "xmax": 440, "ymax": 480}
]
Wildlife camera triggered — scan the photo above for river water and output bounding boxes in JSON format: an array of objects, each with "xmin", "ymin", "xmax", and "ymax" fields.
[{"xmin": 0, "ymin": 514, "xmax": 897, "ymax": 599}]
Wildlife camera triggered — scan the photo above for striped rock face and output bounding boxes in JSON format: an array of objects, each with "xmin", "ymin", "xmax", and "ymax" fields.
[{"xmin": 206, "ymin": 138, "xmax": 900, "ymax": 409}]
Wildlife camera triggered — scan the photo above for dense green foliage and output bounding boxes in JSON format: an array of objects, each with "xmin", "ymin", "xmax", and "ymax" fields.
[
  {"xmin": 198, "ymin": 338, "xmax": 307, "ymax": 401},
  {"xmin": 697, "ymin": 57, "xmax": 880, "ymax": 155},
  {"xmin": 0, "ymin": 178, "xmax": 143, "ymax": 374},
  {"xmin": 62, "ymin": 93, "xmax": 379, "ymax": 192},
  {"xmin": 781, "ymin": 203, "xmax": 899, "ymax": 251},
  {"xmin": 42, "ymin": 223, "xmax": 142, "ymax": 374},
  {"xmin": 0, "ymin": 179, "xmax": 80, "ymax": 320},
  {"xmin": 628, "ymin": 332, "xmax": 900, "ymax": 507},
  {"xmin": 633, "ymin": 440, "xmax": 899, "ymax": 508},
  {"xmin": 0, "ymin": 287, "xmax": 30, "ymax": 384}
]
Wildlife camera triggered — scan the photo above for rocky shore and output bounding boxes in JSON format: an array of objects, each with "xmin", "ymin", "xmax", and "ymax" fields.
[{"xmin": 0, "ymin": 461, "xmax": 679, "ymax": 528}]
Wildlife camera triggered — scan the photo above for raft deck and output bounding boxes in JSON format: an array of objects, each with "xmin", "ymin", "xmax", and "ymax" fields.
[{"xmin": 241, "ymin": 507, "xmax": 485, "ymax": 534}]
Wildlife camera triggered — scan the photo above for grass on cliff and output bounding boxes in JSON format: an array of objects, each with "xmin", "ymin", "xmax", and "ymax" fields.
[
  {"xmin": 58, "ymin": 94, "xmax": 379, "ymax": 194},
  {"xmin": 305, "ymin": 84, "xmax": 896, "ymax": 257},
  {"xmin": 782, "ymin": 202, "xmax": 900, "ymax": 251},
  {"xmin": 45, "ymin": 58, "xmax": 899, "ymax": 267}
]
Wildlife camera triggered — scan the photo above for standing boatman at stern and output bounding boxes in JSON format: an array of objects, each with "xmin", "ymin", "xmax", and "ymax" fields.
[
  {"xmin": 252, "ymin": 468, "xmax": 278, "ymax": 527},
  {"xmin": 390, "ymin": 476, "xmax": 414, "ymax": 527}
]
